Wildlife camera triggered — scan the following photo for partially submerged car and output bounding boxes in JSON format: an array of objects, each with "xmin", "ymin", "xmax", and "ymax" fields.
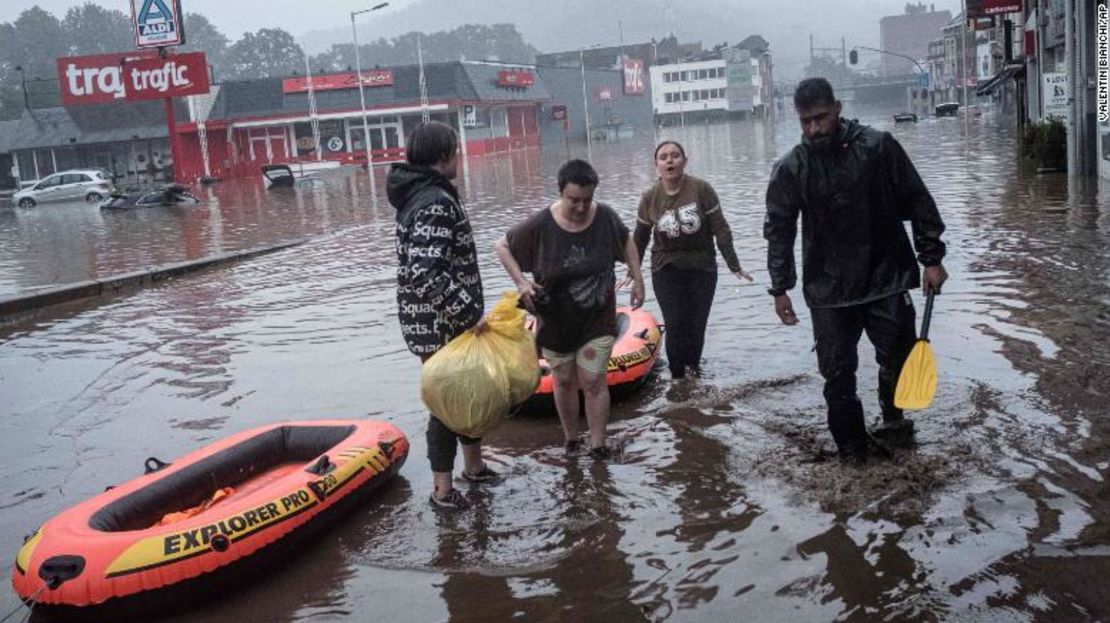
[{"xmin": 99, "ymin": 184, "xmax": 200, "ymax": 210}]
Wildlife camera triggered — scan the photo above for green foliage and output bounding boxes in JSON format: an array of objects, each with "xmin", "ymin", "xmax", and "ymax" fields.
[
  {"xmin": 179, "ymin": 13, "xmax": 229, "ymax": 79},
  {"xmin": 309, "ymin": 23, "xmax": 538, "ymax": 73},
  {"xmin": 62, "ymin": 4, "xmax": 133, "ymax": 55},
  {"xmin": 803, "ymin": 55, "xmax": 856, "ymax": 84},
  {"xmin": 1021, "ymin": 117, "xmax": 1067, "ymax": 170},
  {"xmin": 0, "ymin": 5, "xmax": 540, "ymax": 118},
  {"xmin": 222, "ymin": 28, "xmax": 305, "ymax": 80}
]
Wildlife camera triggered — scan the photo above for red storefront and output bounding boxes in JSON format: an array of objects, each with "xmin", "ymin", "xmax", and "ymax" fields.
[{"xmin": 173, "ymin": 62, "xmax": 547, "ymax": 183}]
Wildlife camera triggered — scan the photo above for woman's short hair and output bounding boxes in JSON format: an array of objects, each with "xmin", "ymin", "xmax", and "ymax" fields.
[
  {"xmin": 654, "ymin": 140, "xmax": 686, "ymax": 160},
  {"xmin": 406, "ymin": 121, "xmax": 458, "ymax": 167},
  {"xmin": 557, "ymin": 159, "xmax": 599, "ymax": 192}
]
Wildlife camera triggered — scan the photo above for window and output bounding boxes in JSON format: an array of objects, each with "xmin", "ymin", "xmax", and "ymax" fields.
[
  {"xmin": 698, "ymin": 69, "xmax": 707, "ymax": 80},
  {"xmin": 682, "ymin": 91, "xmax": 690, "ymax": 102},
  {"xmin": 37, "ymin": 175, "xmax": 62, "ymax": 189},
  {"xmin": 63, "ymin": 174, "xmax": 90, "ymax": 184}
]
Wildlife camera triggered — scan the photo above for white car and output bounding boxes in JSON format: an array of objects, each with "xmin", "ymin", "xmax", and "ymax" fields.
[{"xmin": 13, "ymin": 169, "xmax": 115, "ymax": 207}]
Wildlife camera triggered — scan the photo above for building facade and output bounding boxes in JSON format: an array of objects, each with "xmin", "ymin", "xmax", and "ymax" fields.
[
  {"xmin": 649, "ymin": 40, "xmax": 773, "ymax": 125},
  {"xmin": 879, "ymin": 3, "xmax": 952, "ymax": 77},
  {"xmin": 2, "ymin": 100, "xmax": 179, "ymax": 188},
  {"xmin": 534, "ymin": 66, "xmax": 654, "ymax": 144},
  {"xmin": 173, "ymin": 61, "xmax": 551, "ymax": 183}
]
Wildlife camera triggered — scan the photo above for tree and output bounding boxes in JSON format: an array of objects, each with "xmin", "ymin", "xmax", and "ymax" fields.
[
  {"xmin": 180, "ymin": 13, "xmax": 229, "ymax": 81},
  {"xmin": 0, "ymin": 7, "xmax": 67, "ymax": 80},
  {"xmin": 62, "ymin": 3, "xmax": 132, "ymax": 55},
  {"xmin": 308, "ymin": 23, "xmax": 538, "ymax": 73},
  {"xmin": 804, "ymin": 55, "xmax": 857, "ymax": 85},
  {"xmin": 223, "ymin": 28, "xmax": 304, "ymax": 80},
  {"xmin": 0, "ymin": 7, "xmax": 68, "ymax": 117}
]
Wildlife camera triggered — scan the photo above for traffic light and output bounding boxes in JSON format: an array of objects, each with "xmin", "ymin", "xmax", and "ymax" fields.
[{"xmin": 849, "ymin": 49, "xmax": 859, "ymax": 65}]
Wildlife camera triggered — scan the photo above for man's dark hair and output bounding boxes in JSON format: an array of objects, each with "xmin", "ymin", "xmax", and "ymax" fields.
[
  {"xmin": 406, "ymin": 121, "xmax": 458, "ymax": 167},
  {"xmin": 794, "ymin": 78, "xmax": 837, "ymax": 111},
  {"xmin": 557, "ymin": 159, "xmax": 599, "ymax": 192}
]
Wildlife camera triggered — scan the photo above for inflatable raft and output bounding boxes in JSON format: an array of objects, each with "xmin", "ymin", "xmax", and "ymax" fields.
[
  {"xmin": 12, "ymin": 420, "xmax": 407, "ymax": 611},
  {"xmin": 524, "ymin": 307, "xmax": 662, "ymax": 410}
]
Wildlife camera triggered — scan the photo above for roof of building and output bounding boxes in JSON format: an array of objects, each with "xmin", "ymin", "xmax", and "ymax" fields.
[
  {"xmin": 735, "ymin": 35, "xmax": 770, "ymax": 54},
  {"xmin": 5, "ymin": 100, "xmax": 184, "ymax": 151},
  {"xmin": 460, "ymin": 62, "xmax": 552, "ymax": 102},
  {"xmin": 0, "ymin": 119, "xmax": 19, "ymax": 153},
  {"xmin": 202, "ymin": 61, "xmax": 548, "ymax": 122}
]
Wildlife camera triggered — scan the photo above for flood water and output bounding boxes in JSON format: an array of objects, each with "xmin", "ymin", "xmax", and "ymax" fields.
[{"xmin": 3, "ymin": 110, "xmax": 1110, "ymax": 622}]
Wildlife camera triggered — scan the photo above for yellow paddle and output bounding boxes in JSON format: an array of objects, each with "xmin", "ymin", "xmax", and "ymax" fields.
[{"xmin": 895, "ymin": 287, "xmax": 937, "ymax": 410}]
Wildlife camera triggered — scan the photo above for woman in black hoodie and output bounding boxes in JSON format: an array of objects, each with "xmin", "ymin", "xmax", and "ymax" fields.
[{"xmin": 388, "ymin": 121, "xmax": 495, "ymax": 511}]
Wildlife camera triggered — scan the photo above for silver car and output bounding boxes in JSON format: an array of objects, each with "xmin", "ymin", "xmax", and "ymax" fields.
[{"xmin": 13, "ymin": 169, "xmax": 115, "ymax": 207}]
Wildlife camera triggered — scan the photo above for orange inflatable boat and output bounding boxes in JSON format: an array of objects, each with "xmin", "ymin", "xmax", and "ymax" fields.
[
  {"xmin": 12, "ymin": 420, "xmax": 408, "ymax": 612},
  {"xmin": 526, "ymin": 307, "xmax": 663, "ymax": 409}
]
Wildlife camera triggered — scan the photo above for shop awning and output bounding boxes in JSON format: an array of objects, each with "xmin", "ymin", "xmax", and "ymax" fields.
[
  {"xmin": 976, "ymin": 63, "xmax": 1025, "ymax": 96},
  {"xmin": 227, "ymin": 103, "xmax": 450, "ymax": 131}
]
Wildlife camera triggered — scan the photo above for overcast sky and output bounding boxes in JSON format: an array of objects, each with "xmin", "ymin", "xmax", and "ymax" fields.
[{"xmin": 1, "ymin": 0, "xmax": 964, "ymax": 78}]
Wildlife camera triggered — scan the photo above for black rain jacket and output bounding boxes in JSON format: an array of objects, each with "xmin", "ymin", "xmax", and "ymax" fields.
[
  {"xmin": 764, "ymin": 118, "xmax": 946, "ymax": 308},
  {"xmin": 389, "ymin": 163, "xmax": 483, "ymax": 358}
]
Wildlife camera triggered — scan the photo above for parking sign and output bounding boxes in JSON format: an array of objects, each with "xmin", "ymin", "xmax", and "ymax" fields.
[{"xmin": 131, "ymin": 0, "xmax": 185, "ymax": 49}]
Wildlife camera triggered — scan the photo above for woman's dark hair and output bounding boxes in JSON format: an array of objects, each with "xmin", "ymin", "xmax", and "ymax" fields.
[
  {"xmin": 557, "ymin": 159, "xmax": 599, "ymax": 192},
  {"xmin": 406, "ymin": 121, "xmax": 458, "ymax": 167},
  {"xmin": 654, "ymin": 140, "xmax": 686, "ymax": 160},
  {"xmin": 793, "ymin": 78, "xmax": 837, "ymax": 111}
]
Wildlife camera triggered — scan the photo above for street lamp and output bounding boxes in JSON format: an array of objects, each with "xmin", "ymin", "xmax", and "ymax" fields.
[
  {"xmin": 850, "ymin": 46, "xmax": 929, "ymax": 110},
  {"xmin": 351, "ymin": 2, "xmax": 389, "ymax": 185},
  {"xmin": 849, "ymin": 45, "xmax": 927, "ymax": 78},
  {"xmin": 13, "ymin": 65, "xmax": 29, "ymax": 111},
  {"xmin": 579, "ymin": 44, "xmax": 600, "ymax": 161}
]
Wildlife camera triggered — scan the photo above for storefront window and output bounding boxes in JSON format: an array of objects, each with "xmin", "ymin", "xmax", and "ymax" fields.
[
  {"xmin": 319, "ymin": 120, "xmax": 346, "ymax": 153},
  {"xmin": 293, "ymin": 122, "xmax": 318, "ymax": 157}
]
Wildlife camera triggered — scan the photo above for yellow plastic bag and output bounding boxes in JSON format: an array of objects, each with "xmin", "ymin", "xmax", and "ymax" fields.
[{"xmin": 421, "ymin": 292, "xmax": 540, "ymax": 438}]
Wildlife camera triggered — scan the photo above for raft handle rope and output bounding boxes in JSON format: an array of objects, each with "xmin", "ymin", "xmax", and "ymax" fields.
[
  {"xmin": 144, "ymin": 456, "xmax": 172, "ymax": 474},
  {"xmin": 378, "ymin": 441, "xmax": 395, "ymax": 459},
  {"xmin": 305, "ymin": 454, "xmax": 334, "ymax": 476},
  {"xmin": 0, "ymin": 582, "xmax": 50, "ymax": 623}
]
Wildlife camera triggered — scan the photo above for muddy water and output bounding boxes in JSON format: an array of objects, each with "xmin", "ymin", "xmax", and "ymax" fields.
[{"xmin": 2, "ymin": 111, "xmax": 1110, "ymax": 622}]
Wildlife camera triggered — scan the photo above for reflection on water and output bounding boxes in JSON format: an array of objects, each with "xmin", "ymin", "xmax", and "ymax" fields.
[{"xmin": 3, "ymin": 110, "xmax": 1110, "ymax": 621}]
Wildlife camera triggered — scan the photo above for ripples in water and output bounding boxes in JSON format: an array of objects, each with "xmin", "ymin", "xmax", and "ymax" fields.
[{"xmin": 3, "ymin": 111, "xmax": 1110, "ymax": 621}]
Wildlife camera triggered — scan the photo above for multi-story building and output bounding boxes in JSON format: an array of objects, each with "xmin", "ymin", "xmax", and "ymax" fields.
[
  {"xmin": 879, "ymin": 3, "xmax": 952, "ymax": 77},
  {"xmin": 924, "ymin": 13, "xmax": 977, "ymax": 107},
  {"xmin": 535, "ymin": 37, "xmax": 702, "ymax": 70},
  {"xmin": 649, "ymin": 38, "xmax": 773, "ymax": 124}
]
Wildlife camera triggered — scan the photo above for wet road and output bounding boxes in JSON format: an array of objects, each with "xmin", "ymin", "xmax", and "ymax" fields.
[{"xmin": 3, "ymin": 110, "xmax": 1110, "ymax": 622}]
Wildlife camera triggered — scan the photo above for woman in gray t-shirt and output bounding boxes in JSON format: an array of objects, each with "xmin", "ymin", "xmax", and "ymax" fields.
[{"xmin": 495, "ymin": 160, "xmax": 645, "ymax": 460}]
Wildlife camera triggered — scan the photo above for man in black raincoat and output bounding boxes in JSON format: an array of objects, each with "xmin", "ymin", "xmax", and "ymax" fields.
[{"xmin": 764, "ymin": 78, "xmax": 948, "ymax": 463}]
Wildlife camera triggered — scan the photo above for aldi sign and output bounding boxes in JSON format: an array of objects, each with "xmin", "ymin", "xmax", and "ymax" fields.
[
  {"xmin": 57, "ymin": 51, "xmax": 210, "ymax": 105},
  {"xmin": 131, "ymin": 0, "xmax": 185, "ymax": 48}
]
